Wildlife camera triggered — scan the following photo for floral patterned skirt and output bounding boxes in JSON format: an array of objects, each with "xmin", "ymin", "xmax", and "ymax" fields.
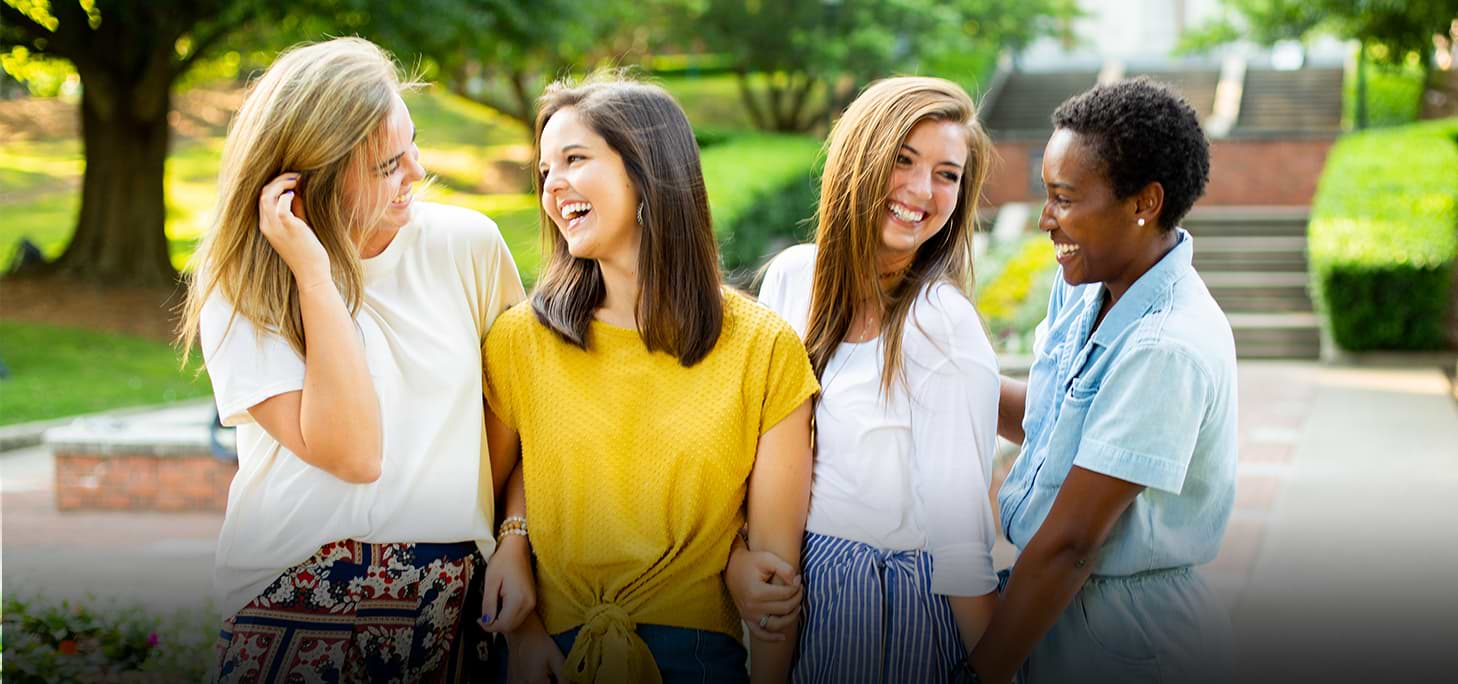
[{"xmin": 214, "ymin": 539, "xmax": 486, "ymax": 683}]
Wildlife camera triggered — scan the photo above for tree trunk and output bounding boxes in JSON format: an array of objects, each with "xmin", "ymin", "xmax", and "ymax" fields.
[
  {"xmin": 734, "ymin": 69, "xmax": 770, "ymax": 131},
  {"xmin": 1354, "ymin": 42, "xmax": 1368, "ymax": 130},
  {"xmin": 52, "ymin": 69, "xmax": 177, "ymax": 287}
]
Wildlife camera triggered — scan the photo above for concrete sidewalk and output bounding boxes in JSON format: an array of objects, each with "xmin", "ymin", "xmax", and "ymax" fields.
[{"xmin": 1221, "ymin": 363, "xmax": 1458, "ymax": 682}]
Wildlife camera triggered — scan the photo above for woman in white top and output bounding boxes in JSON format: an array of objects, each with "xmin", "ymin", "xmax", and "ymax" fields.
[
  {"xmin": 177, "ymin": 38, "xmax": 524, "ymax": 682},
  {"xmin": 752, "ymin": 76, "xmax": 1001, "ymax": 682}
]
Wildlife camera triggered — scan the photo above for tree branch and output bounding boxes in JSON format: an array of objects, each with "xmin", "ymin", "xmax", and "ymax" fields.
[
  {"xmin": 173, "ymin": 7, "xmax": 255, "ymax": 78},
  {"xmin": 506, "ymin": 69, "xmax": 535, "ymax": 130},
  {"xmin": 45, "ymin": 0, "xmax": 94, "ymax": 60},
  {"xmin": 733, "ymin": 67, "xmax": 769, "ymax": 131},
  {"xmin": 786, "ymin": 72, "xmax": 816, "ymax": 132},
  {"xmin": 0, "ymin": 2, "xmax": 53, "ymax": 45}
]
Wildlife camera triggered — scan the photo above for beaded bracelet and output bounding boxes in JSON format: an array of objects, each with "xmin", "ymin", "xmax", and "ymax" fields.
[{"xmin": 497, "ymin": 515, "xmax": 528, "ymax": 541}]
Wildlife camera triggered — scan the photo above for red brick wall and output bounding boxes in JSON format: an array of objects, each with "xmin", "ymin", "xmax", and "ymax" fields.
[
  {"xmin": 1203, "ymin": 138, "xmax": 1334, "ymax": 206},
  {"xmin": 55, "ymin": 452, "xmax": 235, "ymax": 512},
  {"xmin": 982, "ymin": 137, "xmax": 1335, "ymax": 208},
  {"xmin": 985, "ymin": 141, "xmax": 1037, "ymax": 208}
]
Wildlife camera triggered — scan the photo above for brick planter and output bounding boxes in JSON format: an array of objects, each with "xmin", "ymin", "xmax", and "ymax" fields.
[{"xmin": 45, "ymin": 407, "xmax": 236, "ymax": 512}]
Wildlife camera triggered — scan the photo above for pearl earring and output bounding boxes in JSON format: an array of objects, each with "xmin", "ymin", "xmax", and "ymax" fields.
[{"xmin": 1137, "ymin": 217, "xmax": 1146, "ymax": 227}]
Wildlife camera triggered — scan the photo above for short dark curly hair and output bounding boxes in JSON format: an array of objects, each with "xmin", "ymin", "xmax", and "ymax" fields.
[{"xmin": 1051, "ymin": 77, "xmax": 1210, "ymax": 231}]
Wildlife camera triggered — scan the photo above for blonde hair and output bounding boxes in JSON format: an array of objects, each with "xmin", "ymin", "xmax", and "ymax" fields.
[
  {"xmin": 804, "ymin": 76, "xmax": 994, "ymax": 395},
  {"xmin": 179, "ymin": 37, "xmax": 419, "ymax": 359}
]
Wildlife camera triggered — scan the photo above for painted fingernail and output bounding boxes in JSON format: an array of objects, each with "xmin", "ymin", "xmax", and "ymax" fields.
[{"xmin": 478, "ymin": 614, "xmax": 493, "ymax": 625}]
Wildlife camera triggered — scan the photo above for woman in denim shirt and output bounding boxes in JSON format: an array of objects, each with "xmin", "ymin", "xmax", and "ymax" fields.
[{"xmin": 964, "ymin": 79, "xmax": 1237, "ymax": 683}]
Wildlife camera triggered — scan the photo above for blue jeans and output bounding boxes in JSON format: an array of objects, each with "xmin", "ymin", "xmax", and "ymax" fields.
[{"xmin": 493, "ymin": 623, "xmax": 747, "ymax": 683}]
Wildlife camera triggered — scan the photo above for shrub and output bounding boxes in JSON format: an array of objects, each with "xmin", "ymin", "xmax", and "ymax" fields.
[
  {"xmin": 975, "ymin": 233, "xmax": 1058, "ymax": 354},
  {"xmin": 698, "ymin": 134, "xmax": 823, "ymax": 283},
  {"xmin": 1, "ymin": 594, "xmax": 216, "ymax": 681},
  {"xmin": 1308, "ymin": 118, "xmax": 1458, "ymax": 351},
  {"xmin": 719, "ymin": 168, "xmax": 821, "ymax": 286},
  {"xmin": 1343, "ymin": 48, "xmax": 1426, "ymax": 129}
]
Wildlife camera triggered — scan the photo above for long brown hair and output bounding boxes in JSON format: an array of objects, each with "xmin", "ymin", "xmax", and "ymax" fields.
[
  {"xmin": 530, "ymin": 75, "xmax": 723, "ymax": 367},
  {"xmin": 178, "ymin": 38, "xmax": 421, "ymax": 358},
  {"xmin": 804, "ymin": 76, "xmax": 993, "ymax": 395}
]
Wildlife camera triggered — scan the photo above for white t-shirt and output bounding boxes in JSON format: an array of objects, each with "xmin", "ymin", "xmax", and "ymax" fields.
[
  {"xmin": 759, "ymin": 244, "xmax": 1000, "ymax": 596},
  {"xmin": 200, "ymin": 201, "xmax": 526, "ymax": 617}
]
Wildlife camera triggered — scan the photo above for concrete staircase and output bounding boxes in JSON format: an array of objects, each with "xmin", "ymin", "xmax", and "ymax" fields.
[
  {"xmin": 1234, "ymin": 68, "xmax": 1344, "ymax": 133},
  {"xmin": 983, "ymin": 70, "xmax": 1099, "ymax": 137},
  {"xmin": 1185, "ymin": 208, "xmax": 1320, "ymax": 359}
]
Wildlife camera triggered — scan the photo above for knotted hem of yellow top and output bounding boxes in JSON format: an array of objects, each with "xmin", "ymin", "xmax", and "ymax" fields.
[{"xmin": 562, "ymin": 603, "xmax": 663, "ymax": 684}]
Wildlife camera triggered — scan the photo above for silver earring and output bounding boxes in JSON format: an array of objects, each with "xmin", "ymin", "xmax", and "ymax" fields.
[
  {"xmin": 1137, "ymin": 217, "xmax": 1146, "ymax": 227},
  {"xmin": 636, "ymin": 203, "xmax": 644, "ymax": 226}
]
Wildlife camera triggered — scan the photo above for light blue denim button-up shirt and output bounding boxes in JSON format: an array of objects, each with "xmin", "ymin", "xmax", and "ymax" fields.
[{"xmin": 997, "ymin": 229, "xmax": 1238, "ymax": 576}]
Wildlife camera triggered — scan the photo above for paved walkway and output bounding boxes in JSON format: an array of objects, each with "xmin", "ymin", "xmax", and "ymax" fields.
[{"xmin": 2, "ymin": 361, "xmax": 1456, "ymax": 678}]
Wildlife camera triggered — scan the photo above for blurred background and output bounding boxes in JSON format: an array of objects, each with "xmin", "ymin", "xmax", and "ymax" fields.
[{"xmin": 2, "ymin": 1, "xmax": 1456, "ymax": 680}]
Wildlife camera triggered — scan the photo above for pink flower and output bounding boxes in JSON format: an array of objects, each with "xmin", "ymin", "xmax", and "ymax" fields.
[{"xmin": 147, "ymin": 632, "xmax": 160, "ymax": 647}]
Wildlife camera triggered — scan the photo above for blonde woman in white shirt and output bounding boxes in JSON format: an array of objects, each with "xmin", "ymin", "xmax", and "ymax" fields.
[
  {"xmin": 177, "ymin": 38, "xmax": 525, "ymax": 682},
  {"xmin": 753, "ymin": 76, "xmax": 1000, "ymax": 682}
]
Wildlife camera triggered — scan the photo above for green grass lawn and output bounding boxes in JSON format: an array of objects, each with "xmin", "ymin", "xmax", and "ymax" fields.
[{"xmin": 0, "ymin": 321, "xmax": 213, "ymax": 426}]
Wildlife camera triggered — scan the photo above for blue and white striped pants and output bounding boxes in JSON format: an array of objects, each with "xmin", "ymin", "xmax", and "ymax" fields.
[{"xmin": 793, "ymin": 532, "xmax": 966, "ymax": 683}]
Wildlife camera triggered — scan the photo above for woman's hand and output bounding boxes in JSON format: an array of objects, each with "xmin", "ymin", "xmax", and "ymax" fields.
[
  {"xmin": 479, "ymin": 534, "xmax": 536, "ymax": 633},
  {"xmin": 258, "ymin": 172, "xmax": 331, "ymax": 289},
  {"xmin": 505, "ymin": 612, "xmax": 564, "ymax": 684},
  {"xmin": 726, "ymin": 537, "xmax": 802, "ymax": 641}
]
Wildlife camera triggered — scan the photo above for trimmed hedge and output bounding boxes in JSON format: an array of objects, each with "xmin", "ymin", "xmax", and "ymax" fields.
[
  {"xmin": 1309, "ymin": 118, "xmax": 1458, "ymax": 351},
  {"xmin": 699, "ymin": 134, "xmax": 823, "ymax": 283},
  {"xmin": 718, "ymin": 167, "xmax": 821, "ymax": 285}
]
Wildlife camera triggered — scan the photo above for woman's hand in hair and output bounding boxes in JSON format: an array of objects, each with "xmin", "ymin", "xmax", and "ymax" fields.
[
  {"xmin": 725, "ymin": 533, "xmax": 802, "ymax": 640},
  {"xmin": 259, "ymin": 172, "xmax": 331, "ymax": 290}
]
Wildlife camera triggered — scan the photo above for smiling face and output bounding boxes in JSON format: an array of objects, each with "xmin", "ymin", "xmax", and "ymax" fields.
[
  {"xmin": 1040, "ymin": 127, "xmax": 1151, "ymax": 288},
  {"xmin": 351, "ymin": 93, "xmax": 424, "ymax": 242},
  {"xmin": 880, "ymin": 118, "xmax": 968, "ymax": 266},
  {"xmin": 537, "ymin": 106, "xmax": 640, "ymax": 265}
]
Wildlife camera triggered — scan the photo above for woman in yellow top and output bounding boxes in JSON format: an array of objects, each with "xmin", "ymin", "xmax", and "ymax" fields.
[{"xmin": 479, "ymin": 75, "xmax": 819, "ymax": 683}]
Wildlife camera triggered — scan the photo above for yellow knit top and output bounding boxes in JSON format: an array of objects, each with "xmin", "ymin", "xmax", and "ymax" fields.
[{"xmin": 483, "ymin": 292, "xmax": 818, "ymax": 683}]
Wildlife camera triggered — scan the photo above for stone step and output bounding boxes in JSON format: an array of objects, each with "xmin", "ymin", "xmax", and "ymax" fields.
[
  {"xmin": 1213, "ymin": 295, "xmax": 1315, "ymax": 313},
  {"xmin": 1184, "ymin": 207, "xmax": 1309, "ymax": 237},
  {"xmin": 1205, "ymin": 272, "xmax": 1313, "ymax": 313},
  {"xmin": 1196, "ymin": 253, "xmax": 1309, "ymax": 272},
  {"xmin": 1194, "ymin": 236, "xmax": 1308, "ymax": 272},
  {"xmin": 1202, "ymin": 272, "xmax": 1310, "ymax": 287},
  {"xmin": 1227, "ymin": 312, "xmax": 1322, "ymax": 359}
]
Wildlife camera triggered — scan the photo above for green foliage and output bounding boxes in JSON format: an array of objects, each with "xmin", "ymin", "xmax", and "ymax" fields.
[
  {"xmin": 646, "ymin": 52, "xmax": 736, "ymax": 78},
  {"xmin": 0, "ymin": 45, "xmax": 76, "ymax": 96},
  {"xmin": 1344, "ymin": 47, "xmax": 1426, "ymax": 128},
  {"xmin": 1, "ymin": 594, "xmax": 215, "ymax": 681},
  {"xmin": 671, "ymin": 0, "xmax": 1073, "ymax": 131},
  {"xmin": 700, "ymin": 134, "xmax": 824, "ymax": 230},
  {"xmin": 718, "ymin": 168, "xmax": 821, "ymax": 285},
  {"xmin": 975, "ymin": 234, "xmax": 1058, "ymax": 353},
  {"xmin": 0, "ymin": 322, "xmax": 214, "ymax": 425},
  {"xmin": 1308, "ymin": 118, "xmax": 1458, "ymax": 350},
  {"xmin": 1183, "ymin": 0, "xmax": 1458, "ymax": 70},
  {"xmin": 331, "ymin": 0, "xmax": 653, "ymax": 129}
]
